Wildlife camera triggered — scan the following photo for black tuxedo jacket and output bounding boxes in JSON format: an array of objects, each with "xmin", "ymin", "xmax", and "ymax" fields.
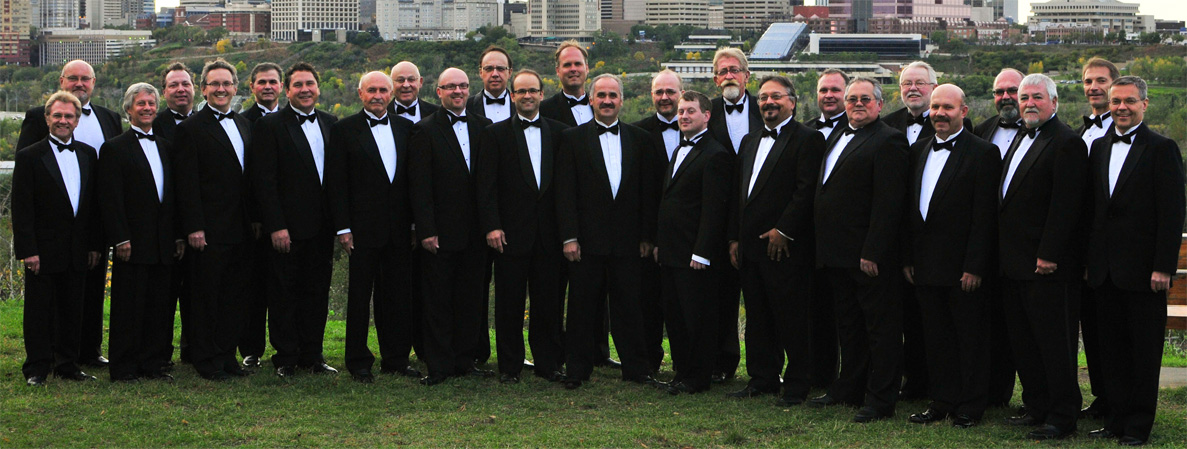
[
  {"xmin": 656, "ymin": 135, "xmax": 732, "ymax": 267},
  {"xmin": 973, "ymin": 114, "xmax": 1007, "ymax": 141},
  {"xmin": 540, "ymin": 92, "xmax": 586, "ymax": 128},
  {"xmin": 240, "ymin": 104, "xmax": 278, "ymax": 123},
  {"xmin": 997, "ymin": 116, "xmax": 1088, "ymax": 281},
  {"xmin": 466, "ymin": 92, "xmax": 514, "ymax": 121},
  {"xmin": 98, "ymin": 129, "xmax": 178, "ymax": 265},
  {"xmin": 476, "ymin": 115, "xmax": 567, "ymax": 255},
  {"xmin": 151, "ymin": 109, "xmax": 191, "ymax": 143},
  {"xmin": 555, "ymin": 120, "xmax": 659, "ymax": 257},
  {"xmin": 633, "ymin": 114, "xmax": 680, "ymax": 165},
  {"xmin": 883, "ymin": 107, "xmax": 974, "ymax": 151},
  {"xmin": 173, "ymin": 106, "xmax": 253, "ymax": 245},
  {"xmin": 327, "ymin": 110, "xmax": 414, "ymax": 249},
  {"xmin": 409, "ymin": 109, "xmax": 493, "ymax": 251},
  {"xmin": 814, "ymin": 119, "xmax": 909, "ymax": 268},
  {"xmin": 903, "ymin": 131, "xmax": 1001, "ymax": 285},
  {"xmin": 250, "ymin": 105, "xmax": 339, "ymax": 240},
  {"xmin": 11, "ymin": 138, "xmax": 101, "ymax": 273},
  {"xmin": 18, "ymin": 104, "xmax": 122, "ymax": 151},
  {"xmin": 388, "ymin": 99, "xmax": 439, "ymax": 125},
  {"xmin": 1086, "ymin": 123, "xmax": 1185, "ymax": 291},
  {"xmin": 708, "ymin": 91, "xmax": 762, "ymax": 154},
  {"xmin": 805, "ymin": 112, "xmax": 851, "ymax": 152},
  {"xmin": 729, "ymin": 120, "xmax": 825, "ymax": 266}
]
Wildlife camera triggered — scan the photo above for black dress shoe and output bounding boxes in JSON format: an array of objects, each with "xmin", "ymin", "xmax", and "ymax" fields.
[
  {"xmin": 1006, "ymin": 413, "xmax": 1042, "ymax": 426},
  {"xmin": 276, "ymin": 366, "xmax": 298, "ymax": 378},
  {"xmin": 594, "ymin": 358, "xmax": 622, "ymax": 369},
  {"xmin": 57, "ymin": 370, "xmax": 97, "ymax": 381},
  {"xmin": 143, "ymin": 370, "xmax": 174, "ymax": 382},
  {"xmin": 79, "ymin": 356, "xmax": 109, "ymax": 368},
  {"xmin": 1088, "ymin": 428, "xmax": 1119, "ymax": 439},
  {"xmin": 419, "ymin": 375, "xmax": 449, "ymax": 386},
  {"xmin": 26, "ymin": 375, "xmax": 47, "ymax": 386},
  {"xmin": 381, "ymin": 365, "xmax": 423, "ymax": 378},
  {"xmin": 666, "ymin": 381, "xmax": 707, "ymax": 395},
  {"xmin": 1118, "ymin": 436, "xmax": 1146, "ymax": 446},
  {"xmin": 226, "ymin": 365, "xmax": 252, "ymax": 377},
  {"xmin": 242, "ymin": 355, "xmax": 261, "ymax": 368},
  {"xmin": 465, "ymin": 367, "xmax": 495, "ymax": 378},
  {"xmin": 908, "ymin": 408, "xmax": 948, "ymax": 424},
  {"xmin": 499, "ymin": 374, "xmax": 520, "ymax": 384},
  {"xmin": 854, "ymin": 406, "xmax": 892, "ymax": 423},
  {"xmin": 562, "ymin": 378, "xmax": 582, "ymax": 390},
  {"xmin": 351, "ymin": 370, "xmax": 375, "ymax": 383},
  {"xmin": 111, "ymin": 374, "xmax": 140, "ymax": 383},
  {"xmin": 774, "ymin": 396, "xmax": 804, "ymax": 407},
  {"xmin": 727, "ymin": 385, "xmax": 775, "ymax": 398},
  {"xmin": 1081, "ymin": 404, "xmax": 1109, "ymax": 419},
  {"xmin": 201, "ymin": 370, "xmax": 232, "ymax": 381},
  {"xmin": 308, "ymin": 363, "xmax": 339, "ymax": 375},
  {"xmin": 536, "ymin": 370, "xmax": 566, "ymax": 382},
  {"xmin": 807, "ymin": 394, "xmax": 841, "ymax": 408},
  {"xmin": 952, "ymin": 414, "xmax": 978, "ymax": 429},
  {"xmin": 898, "ymin": 388, "xmax": 926, "ymax": 401},
  {"xmin": 710, "ymin": 373, "xmax": 733, "ymax": 384},
  {"xmin": 1026, "ymin": 424, "xmax": 1075, "ymax": 440}
]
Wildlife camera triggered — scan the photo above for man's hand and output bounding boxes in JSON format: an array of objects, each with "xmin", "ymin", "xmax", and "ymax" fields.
[
  {"xmin": 338, "ymin": 233, "xmax": 354, "ymax": 255},
  {"xmin": 640, "ymin": 242, "xmax": 654, "ymax": 258},
  {"xmin": 760, "ymin": 229, "xmax": 789, "ymax": 261},
  {"xmin": 563, "ymin": 241, "xmax": 581, "ymax": 262},
  {"xmin": 690, "ymin": 260, "xmax": 707, "ymax": 270},
  {"xmin": 23, "ymin": 256, "xmax": 40, "ymax": 275},
  {"xmin": 903, "ymin": 266, "xmax": 915, "ymax": 285},
  {"xmin": 87, "ymin": 251, "xmax": 100, "ymax": 269},
  {"xmin": 729, "ymin": 241, "xmax": 740, "ymax": 269},
  {"xmin": 1035, "ymin": 258, "xmax": 1057, "ymax": 275},
  {"xmin": 860, "ymin": 258, "xmax": 879, "ymax": 277},
  {"xmin": 652, "ymin": 247, "xmax": 659, "ymax": 263},
  {"xmin": 1151, "ymin": 271, "xmax": 1171, "ymax": 292},
  {"xmin": 487, "ymin": 230, "xmax": 507, "ymax": 253},
  {"xmin": 271, "ymin": 229, "xmax": 292, "ymax": 253},
  {"xmin": 188, "ymin": 230, "xmax": 207, "ymax": 251},
  {"xmin": 174, "ymin": 240, "xmax": 186, "ymax": 259},
  {"xmin": 960, "ymin": 272, "xmax": 982, "ymax": 293},
  {"xmin": 116, "ymin": 242, "xmax": 132, "ymax": 262},
  {"xmin": 421, "ymin": 236, "xmax": 440, "ymax": 254}
]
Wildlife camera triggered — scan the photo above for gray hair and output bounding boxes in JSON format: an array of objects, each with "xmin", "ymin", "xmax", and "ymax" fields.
[
  {"xmin": 359, "ymin": 71, "xmax": 394, "ymax": 90},
  {"xmin": 1020, "ymin": 73, "xmax": 1057, "ymax": 99},
  {"xmin": 652, "ymin": 69, "xmax": 682, "ymax": 90},
  {"xmin": 901, "ymin": 61, "xmax": 936, "ymax": 84},
  {"xmin": 712, "ymin": 47, "xmax": 749, "ymax": 73},
  {"xmin": 845, "ymin": 76, "xmax": 883, "ymax": 103},
  {"xmin": 1111, "ymin": 75, "xmax": 1148, "ymax": 100},
  {"xmin": 44, "ymin": 91, "xmax": 81, "ymax": 116},
  {"xmin": 121, "ymin": 82, "xmax": 160, "ymax": 115},
  {"xmin": 590, "ymin": 73, "xmax": 623, "ymax": 97}
]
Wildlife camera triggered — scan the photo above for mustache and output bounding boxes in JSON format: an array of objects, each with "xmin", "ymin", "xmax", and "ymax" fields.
[
  {"xmin": 932, "ymin": 115, "xmax": 950, "ymax": 123},
  {"xmin": 598, "ymin": 103, "xmax": 616, "ymax": 109},
  {"xmin": 761, "ymin": 104, "xmax": 780, "ymax": 112}
]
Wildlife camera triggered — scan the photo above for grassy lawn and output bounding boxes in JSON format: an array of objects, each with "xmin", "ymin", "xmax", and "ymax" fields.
[{"xmin": 2, "ymin": 299, "xmax": 1185, "ymax": 448}]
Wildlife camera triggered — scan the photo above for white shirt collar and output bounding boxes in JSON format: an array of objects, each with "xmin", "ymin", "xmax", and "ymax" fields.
[
  {"xmin": 935, "ymin": 127, "xmax": 962, "ymax": 144},
  {"xmin": 364, "ymin": 110, "xmax": 387, "ymax": 121}
]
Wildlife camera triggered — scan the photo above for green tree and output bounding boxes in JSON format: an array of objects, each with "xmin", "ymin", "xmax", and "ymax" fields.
[{"xmin": 1028, "ymin": 60, "xmax": 1044, "ymax": 74}]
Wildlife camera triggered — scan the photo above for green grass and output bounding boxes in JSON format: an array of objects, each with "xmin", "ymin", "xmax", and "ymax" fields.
[{"xmin": 2, "ymin": 299, "xmax": 1185, "ymax": 447}]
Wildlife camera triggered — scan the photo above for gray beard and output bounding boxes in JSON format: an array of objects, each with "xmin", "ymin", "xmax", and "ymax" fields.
[
  {"xmin": 999, "ymin": 105, "xmax": 1020, "ymax": 122},
  {"xmin": 722, "ymin": 85, "xmax": 742, "ymax": 102}
]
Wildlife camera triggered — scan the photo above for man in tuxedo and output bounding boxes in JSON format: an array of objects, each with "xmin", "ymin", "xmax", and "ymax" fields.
[
  {"xmin": 174, "ymin": 58, "xmax": 255, "ymax": 381},
  {"xmin": 808, "ymin": 77, "xmax": 908, "ymax": 424},
  {"xmin": 1077, "ymin": 56, "xmax": 1119, "ymax": 421},
  {"xmin": 13, "ymin": 92, "xmax": 102, "ymax": 386},
  {"xmin": 883, "ymin": 61, "xmax": 937, "ymax": 147},
  {"xmin": 237, "ymin": 62, "xmax": 284, "ymax": 369},
  {"xmin": 18, "ymin": 60, "xmax": 122, "ymax": 369},
  {"xmin": 250, "ymin": 62, "xmax": 340, "ymax": 378},
  {"xmin": 467, "ymin": 45, "xmax": 514, "ymax": 122},
  {"xmin": 727, "ymin": 75, "xmax": 825, "ymax": 405},
  {"xmin": 654, "ymin": 90, "xmax": 731, "ymax": 395},
  {"xmin": 902, "ymin": 84, "xmax": 1001, "ymax": 428},
  {"xmin": 1085, "ymin": 76, "xmax": 1185, "ymax": 446},
  {"xmin": 804, "ymin": 68, "xmax": 849, "ymax": 390},
  {"xmin": 410, "ymin": 68, "xmax": 495, "ymax": 385},
  {"xmin": 999, "ymin": 74, "xmax": 1087, "ymax": 440},
  {"xmin": 971, "ymin": 67, "xmax": 1024, "ymax": 409},
  {"xmin": 476, "ymin": 69, "xmax": 568, "ymax": 384},
  {"xmin": 327, "ymin": 72, "xmax": 421, "ymax": 383},
  {"xmin": 556, "ymin": 74, "xmax": 662, "ymax": 389},
  {"xmin": 539, "ymin": 41, "xmax": 593, "ymax": 128},
  {"xmin": 389, "ymin": 61, "xmax": 438, "ymax": 123},
  {"xmin": 631, "ymin": 69, "xmax": 683, "ymax": 375},
  {"xmin": 99, "ymin": 83, "xmax": 184, "ymax": 382}
]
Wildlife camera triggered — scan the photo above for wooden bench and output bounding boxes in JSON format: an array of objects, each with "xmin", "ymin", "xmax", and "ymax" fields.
[{"xmin": 1168, "ymin": 237, "xmax": 1187, "ymax": 330}]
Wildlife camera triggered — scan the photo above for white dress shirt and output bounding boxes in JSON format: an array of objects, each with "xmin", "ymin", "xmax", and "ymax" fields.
[
  {"xmin": 723, "ymin": 93, "xmax": 751, "ymax": 153},
  {"xmin": 565, "ymin": 93, "xmax": 593, "ymax": 125},
  {"xmin": 257, "ymin": 104, "xmax": 279, "ymax": 116},
  {"xmin": 448, "ymin": 111, "xmax": 472, "ymax": 171},
  {"xmin": 817, "ymin": 111, "xmax": 845, "ymax": 141},
  {"xmin": 918, "ymin": 129, "xmax": 961, "ymax": 221},
  {"xmin": 214, "ymin": 108, "xmax": 245, "ymax": 171},
  {"xmin": 394, "ymin": 99, "xmax": 422, "ymax": 123},
  {"xmin": 657, "ymin": 114, "xmax": 680, "ymax": 161},
  {"xmin": 990, "ymin": 121, "xmax": 1022, "ymax": 159},
  {"xmin": 597, "ymin": 120, "xmax": 622, "ymax": 199},
  {"xmin": 822, "ymin": 125, "xmax": 858, "ymax": 184},
  {"xmin": 1108, "ymin": 123, "xmax": 1140, "ymax": 196},
  {"xmin": 520, "ymin": 115, "xmax": 543, "ymax": 188},
  {"xmin": 905, "ymin": 110, "xmax": 929, "ymax": 146},
  {"xmin": 366, "ymin": 110, "xmax": 397, "ymax": 182},
  {"xmin": 482, "ymin": 90, "xmax": 512, "ymax": 123},
  {"xmin": 132, "ymin": 125, "xmax": 165, "ymax": 202},
  {"xmin": 295, "ymin": 109, "xmax": 326, "ymax": 184},
  {"xmin": 748, "ymin": 115, "xmax": 793, "ymax": 196},
  {"xmin": 74, "ymin": 103, "xmax": 105, "ymax": 157},
  {"xmin": 1081, "ymin": 112, "xmax": 1113, "ymax": 156},
  {"xmin": 49, "ymin": 136, "xmax": 82, "ymax": 215},
  {"xmin": 1002, "ymin": 128, "xmax": 1039, "ymax": 197}
]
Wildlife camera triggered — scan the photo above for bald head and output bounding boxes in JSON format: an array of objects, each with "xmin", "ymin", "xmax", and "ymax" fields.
[
  {"xmin": 358, "ymin": 71, "xmax": 394, "ymax": 117},
  {"xmin": 390, "ymin": 61, "xmax": 423, "ymax": 106},
  {"xmin": 929, "ymin": 84, "xmax": 968, "ymax": 139},
  {"xmin": 60, "ymin": 59, "xmax": 97, "ymax": 104},
  {"xmin": 436, "ymin": 67, "xmax": 470, "ymax": 114},
  {"xmin": 650, "ymin": 70, "xmax": 682, "ymax": 120}
]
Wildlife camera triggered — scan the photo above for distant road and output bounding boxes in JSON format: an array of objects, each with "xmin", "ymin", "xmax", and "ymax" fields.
[{"xmin": 0, "ymin": 111, "xmax": 23, "ymax": 121}]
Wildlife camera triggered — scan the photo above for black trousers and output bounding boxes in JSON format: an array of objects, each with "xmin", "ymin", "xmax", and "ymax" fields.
[
  {"xmin": 267, "ymin": 235, "xmax": 334, "ymax": 368},
  {"xmin": 1080, "ymin": 278, "xmax": 1109, "ymax": 411},
  {"xmin": 661, "ymin": 265, "xmax": 719, "ymax": 390},
  {"xmin": 739, "ymin": 255, "xmax": 813, "ymax": 397},
  {"xmin": 714, "ymin": 264, "xmax": 741, "ymax": 378},
  {"xmin": 565, "ymin": 253, "xmax": 649, "ymax": 381},
  {"xmin": 108, "ymin": 261, "xmax": 173, "ymax": 379},
  {"xmin": 901, "ymin": 283, "xmax": 929, "ymax": 397},
  {"xmin": 1095, "ymin": 279, "xmax": 1166, "ymax": 442},
  {"xmin": 824, "ymin": 266, "xmax": 904, "ymax": 414},
  {"xmin": 810, "ymin": 267, "xmax": 839, "ymax": 389},
  {"xmin": 1002, "ymin": 278, "xmax": 1081, "ymax": 431},
  {"xmin": 639, "ymin": 257, "xmax": 666, "ymax": 373},
  {"xmin": 22, "ymin": 269, "xmax": 85, "ymax": 378},
  {"xmin": 493, "ymin": 246, "xmax": 564, "ymax": 376},
  {"xmin": 164, "ymin": 256, "xmax": 192, "ymax": 364},
  {"xmin": 916, "ymin": 284, "xmax": 990, "ymax": 419},
  {"xmin": 477, "ymin": 249, "xmax": 495, "ymax": 365},
  {"xmin": 420, "ymin": 245, "xmax": 487, "ymax": 377},
  {"xmin": 188, "ymin": 242, "xmax": 251, "ymax": 377},
  {"xmin": 986, "ymin": 280, "xmax": 1017, "ymax": 407},
  {"xmin": 238, "ymin": 236, "xmax": 270, "ymax": 360},
  {"xmin": 78, "ymin": 251, "xmax": 108, "ymax": 361},
  {"xmin": 344, "ymin": 243, "xmax": 415, "ymax": 373}
]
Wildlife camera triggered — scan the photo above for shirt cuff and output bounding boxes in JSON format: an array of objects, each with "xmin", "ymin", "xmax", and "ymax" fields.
[
  {"xmin": 692, "ymin": 254, "xmax": 710, "ymax": 266},
  {"xmin": 563, "ymin": 238, "xmax": 578, "ymax": 244},
  {"xmin": 116, "ymin": 240, "xmax": 130, "ymax": 247},
  {"xmin": 776, "ymin": 229, "xmax": 793, "ymax": 241},
  {"xmin": 336, "ymin": 228, "xmax": 351, "ymax": 235}
]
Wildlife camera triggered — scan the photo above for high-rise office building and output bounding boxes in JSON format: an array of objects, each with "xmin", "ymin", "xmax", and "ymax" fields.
[
  {"xmin": 1, "ymin": 0, "xmax": 30, "ymax": 64},
  {"xmin": 528, "ymin": 0, "xmax": 600, "ymax": 38},
  {"xmin": 271, "ymin": 0, "xmax": 358, "ymax": 41}
]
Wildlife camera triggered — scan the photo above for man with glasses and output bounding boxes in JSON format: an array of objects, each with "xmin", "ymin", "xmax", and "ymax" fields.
[
  {"xmin": 173, "ymin": 58, "xmax": 255, "ymax": 381},
  {"xmin": 18, "ymin": 60, "xmax": 123, "ymax": 370},
  {"xmin": 410, "ymin": 68, "xmax": 494, "ymax": 386},
  {"xmin": 467, "ymin": 46, "xmax": 514, "ymax": 123},
  {"xmin": 388, "ymin": 61, "xmax": 439, "ymax": 123},
  {"xmin": 808, "ymin": 77, "xmax": 909, "ymax": 424},
  {"xmin": 476, "ymin": 69, "xmax": 568, "ymax": 384},
  {"xmin": 540, "ymin": 41, "xmax": 594, "ymax": 127}
]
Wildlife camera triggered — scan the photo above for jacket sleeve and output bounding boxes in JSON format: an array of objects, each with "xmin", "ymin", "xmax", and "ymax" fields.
[
  {"xmin": 98, "ymin": 142, "xmax": 129, "ymax": 247},
  {"xmin": 1036, "ymin": 135, "xmax": 1088, "ymax": 264},
  {"xmin": 962, "ymin": 142, "xmax": 1003, "ymax": 277},
  {"xmin": 248, "ymin": 119, "xmax": 286, "ymax": 234},
  {"xmin": 861, "ymin": 130, "xmax": 909, "ymax": 266},
  {"xmin": 325, "ymin": 121, "xmax": 352, "ymax": 233},
  {"xmin": 11, "ymin": 149, "xmax": 38, "ymax": 259},
  {"xmin": 172, "ymin": 122, "xmax": 205, "ymax": 236},
  {"xmin": 408, "ymin": 125, "xmax": 438, "ymax": 240},
  {"xmin": 693, "ymin": 150, "xmax": 733, "ymax": 262},
  {"xmin": 775, "ymin": 129, "xmax": 825, "ymax": 240},
  {"xmin": 555, "ymin": 128, "xmax": 580, "ymax": 243},
  {"xmin": 475, "ymin": 126, "xmax": 502, "ymax": 234},
  {"xmin": 1152, "ymin": 138, "xmax": 1186, "ymax": 275}
]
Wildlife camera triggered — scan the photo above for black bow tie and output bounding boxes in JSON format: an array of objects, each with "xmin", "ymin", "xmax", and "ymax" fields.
[
  {"xmin": 297, "ymin": 113, "xmax": 317, "ymax": 124},
  {"xmin": 520, "ymin": 119, "xmax": 540, "ymax": 129},
  {"xmin": 679, "ymin": 138, "xmax": 697, "ymax": 148},
  {"xmin": 448, "ymin": 113, "xmax": 467, "ymax": 125},
  {"xmin": 761, "ymin": 128, "xmax": 779, "ymax": 139},
  {"xmin": 1022, "ymin": 127, "xmax": 1038, "ymax": 139},
  {"xmin": 932, "ymin": 139, "xmax": 954, "ymax": 152},
  {"xmin": 911, "ymin": 114, "xmax": 928, "ymax": 126},
  {"xmin": 485, "ymin": 95, "xmax": 506, "ymax": 105},
  {"xmin": 368, "ymin": 115, "xmax": 389, "ymax": 127},
  {"xmin": 814, "ymin": 117, "xmax": 837, "ymax": 129},
  {"xmin": 725, "ymin": 103, "xmax": 744, "ymax": 114},
  {"xmin": 395, "ymin": 104, "xmax": 416, "ymax": 116},
  {"xmin": 172, "ymin": 111, "xmax": 189, "ymax": 121},
  {"xmin": 1083, "ymin": 114, "xmax": 1105, "ymax": 129},
  {"xmin": 566, "ymin": 96, "xmax": 588, "ymax": 107},
  {"xmin": 214, "ymin": 110, "xmax": 235, "ymax": 121},
  {"xmin": 841, "ymin": 127, "xmax": 857, "ymax": 136},
  {"xmin": 597, "ymin": 124, "xmax": 619, "ymax": 135},
  {"xmin": 660, "ymin": 120, "xmax": 679, "ymax": 132},
  {"xmin": 998, "ymin": 120, "xmax": 1021, "ymax": 129},
  {"xmin": 81, "ymin": 107, "xmax": 91, "ymax": 116},
  {"xmin": 1111, "ymin": 132, "xmax": 1134, "ymax": 145},
  {"xmin": 134, "ymin": 130, "xmax": 155, "ymax": 141},
  {"xmin": 53, "ymin": 140, "xmax": 75, "ymax": 152}
]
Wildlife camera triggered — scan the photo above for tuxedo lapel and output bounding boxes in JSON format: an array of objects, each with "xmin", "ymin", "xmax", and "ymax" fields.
[
  {"xmin": 40, "ymin": 143, "xmax": 69, "ymax": 206},
  {"xmin": 1001, "ymin": 125, "xmax": 1054, "ymax": 206},
  {"xmin": 666, "ymin": 144, "xmax": 702, "ymax": 191},
  {"xmin": 618, "ymin": 125, "xmax": 637, "ymax": 200},
  {"xmin": 201, "ymin": 111, "xmax": 238, "ymax": 165},
  {"xmin": 824, "ymin": 126, "xmax": 874, "ymax": 186},
  {"xmin": 283, "ymin": 111, "xmax": 321, "ymax": 185},
  {"xmin": 436, "ymin": 112, "xmax": 470, "ymax": 175},
  {"xmin": 97, "ymin": 108, "xmax": 122, "ymax": 139},
  {"xmin": 1111, "ymin": 125, "xmax": 1148, "ymax": 200},
  {"xmin": 77, "ymin": 146, "xmax": 92, "ymax": 208},
  {"xmin": 357, "ymin": 114, "xmax": 390, "ymax": 183},
  {"xmin": 750, "ymin": 126, "xmax": 794, "ymax": 199},
  {"xmin": 539, "ymin": 120, "xmax": 554, "ymax": 195},
  {"xmin": 738, "ymin": 136, "xmax": 759, "ymax": 206},
  {"xmin": 912, "ymin": 138, "xmax": 929, "ymax": 219},
  {"xmin": 512, "ymin": 117, "xmax": 539, "ymax": 192},
  {"xmin": 929, "ymin": 136, "xmax": 965, "ymax": 210},
  {"xmin": 584, "ymin": 125, "xmax": 614, "ymax": 202}
]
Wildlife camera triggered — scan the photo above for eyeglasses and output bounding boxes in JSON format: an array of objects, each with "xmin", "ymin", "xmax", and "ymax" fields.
[
  {"xmin": 481, "ymin": 65, "xmax": 509, "ymax": 73},
  {"xmin": 438, "ymin": 83, "xmax": 469, "ymax": 91},
  {"xmin": 205, "ymin": 81, "xmax": 236, "ymax": 89},
  {"xmin": 845, "ymin": 96, "xmax": 876, "ymax": 105},
  {"xmin": 513, "ymin": 88, "xmax": 542, "ymax": 95},
  {"xmin": 653, "ymin": 88, "xmax": 679, "ymax": 97},
  {"xmin": 50, "ymin": 112, "xmax": 77, "ymax": 120},
  {"xmin": 993, "ymin": 87, "xmax": 1019, "ymax": 96},
  {"xmin": 715, "ymin": 67, "xmax": 746, "ymax": 77},
  {"xmin": 64, "ymin": 75, "xmax": 93, "ymax": 83},
  {"xmin": 758, "ymin": 93, "xmax": 792, "ymax": 102},
  {"xmin": 392, "ymin": 76, "xmax": 420, "ymax": 84},
  {"xmin": 899, "ymin": 81, "xmax": 933, "ymax": 88},
  {"xmin": 1110, "ymin": 97, "xmax": 1144, "ymax": 106}
]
